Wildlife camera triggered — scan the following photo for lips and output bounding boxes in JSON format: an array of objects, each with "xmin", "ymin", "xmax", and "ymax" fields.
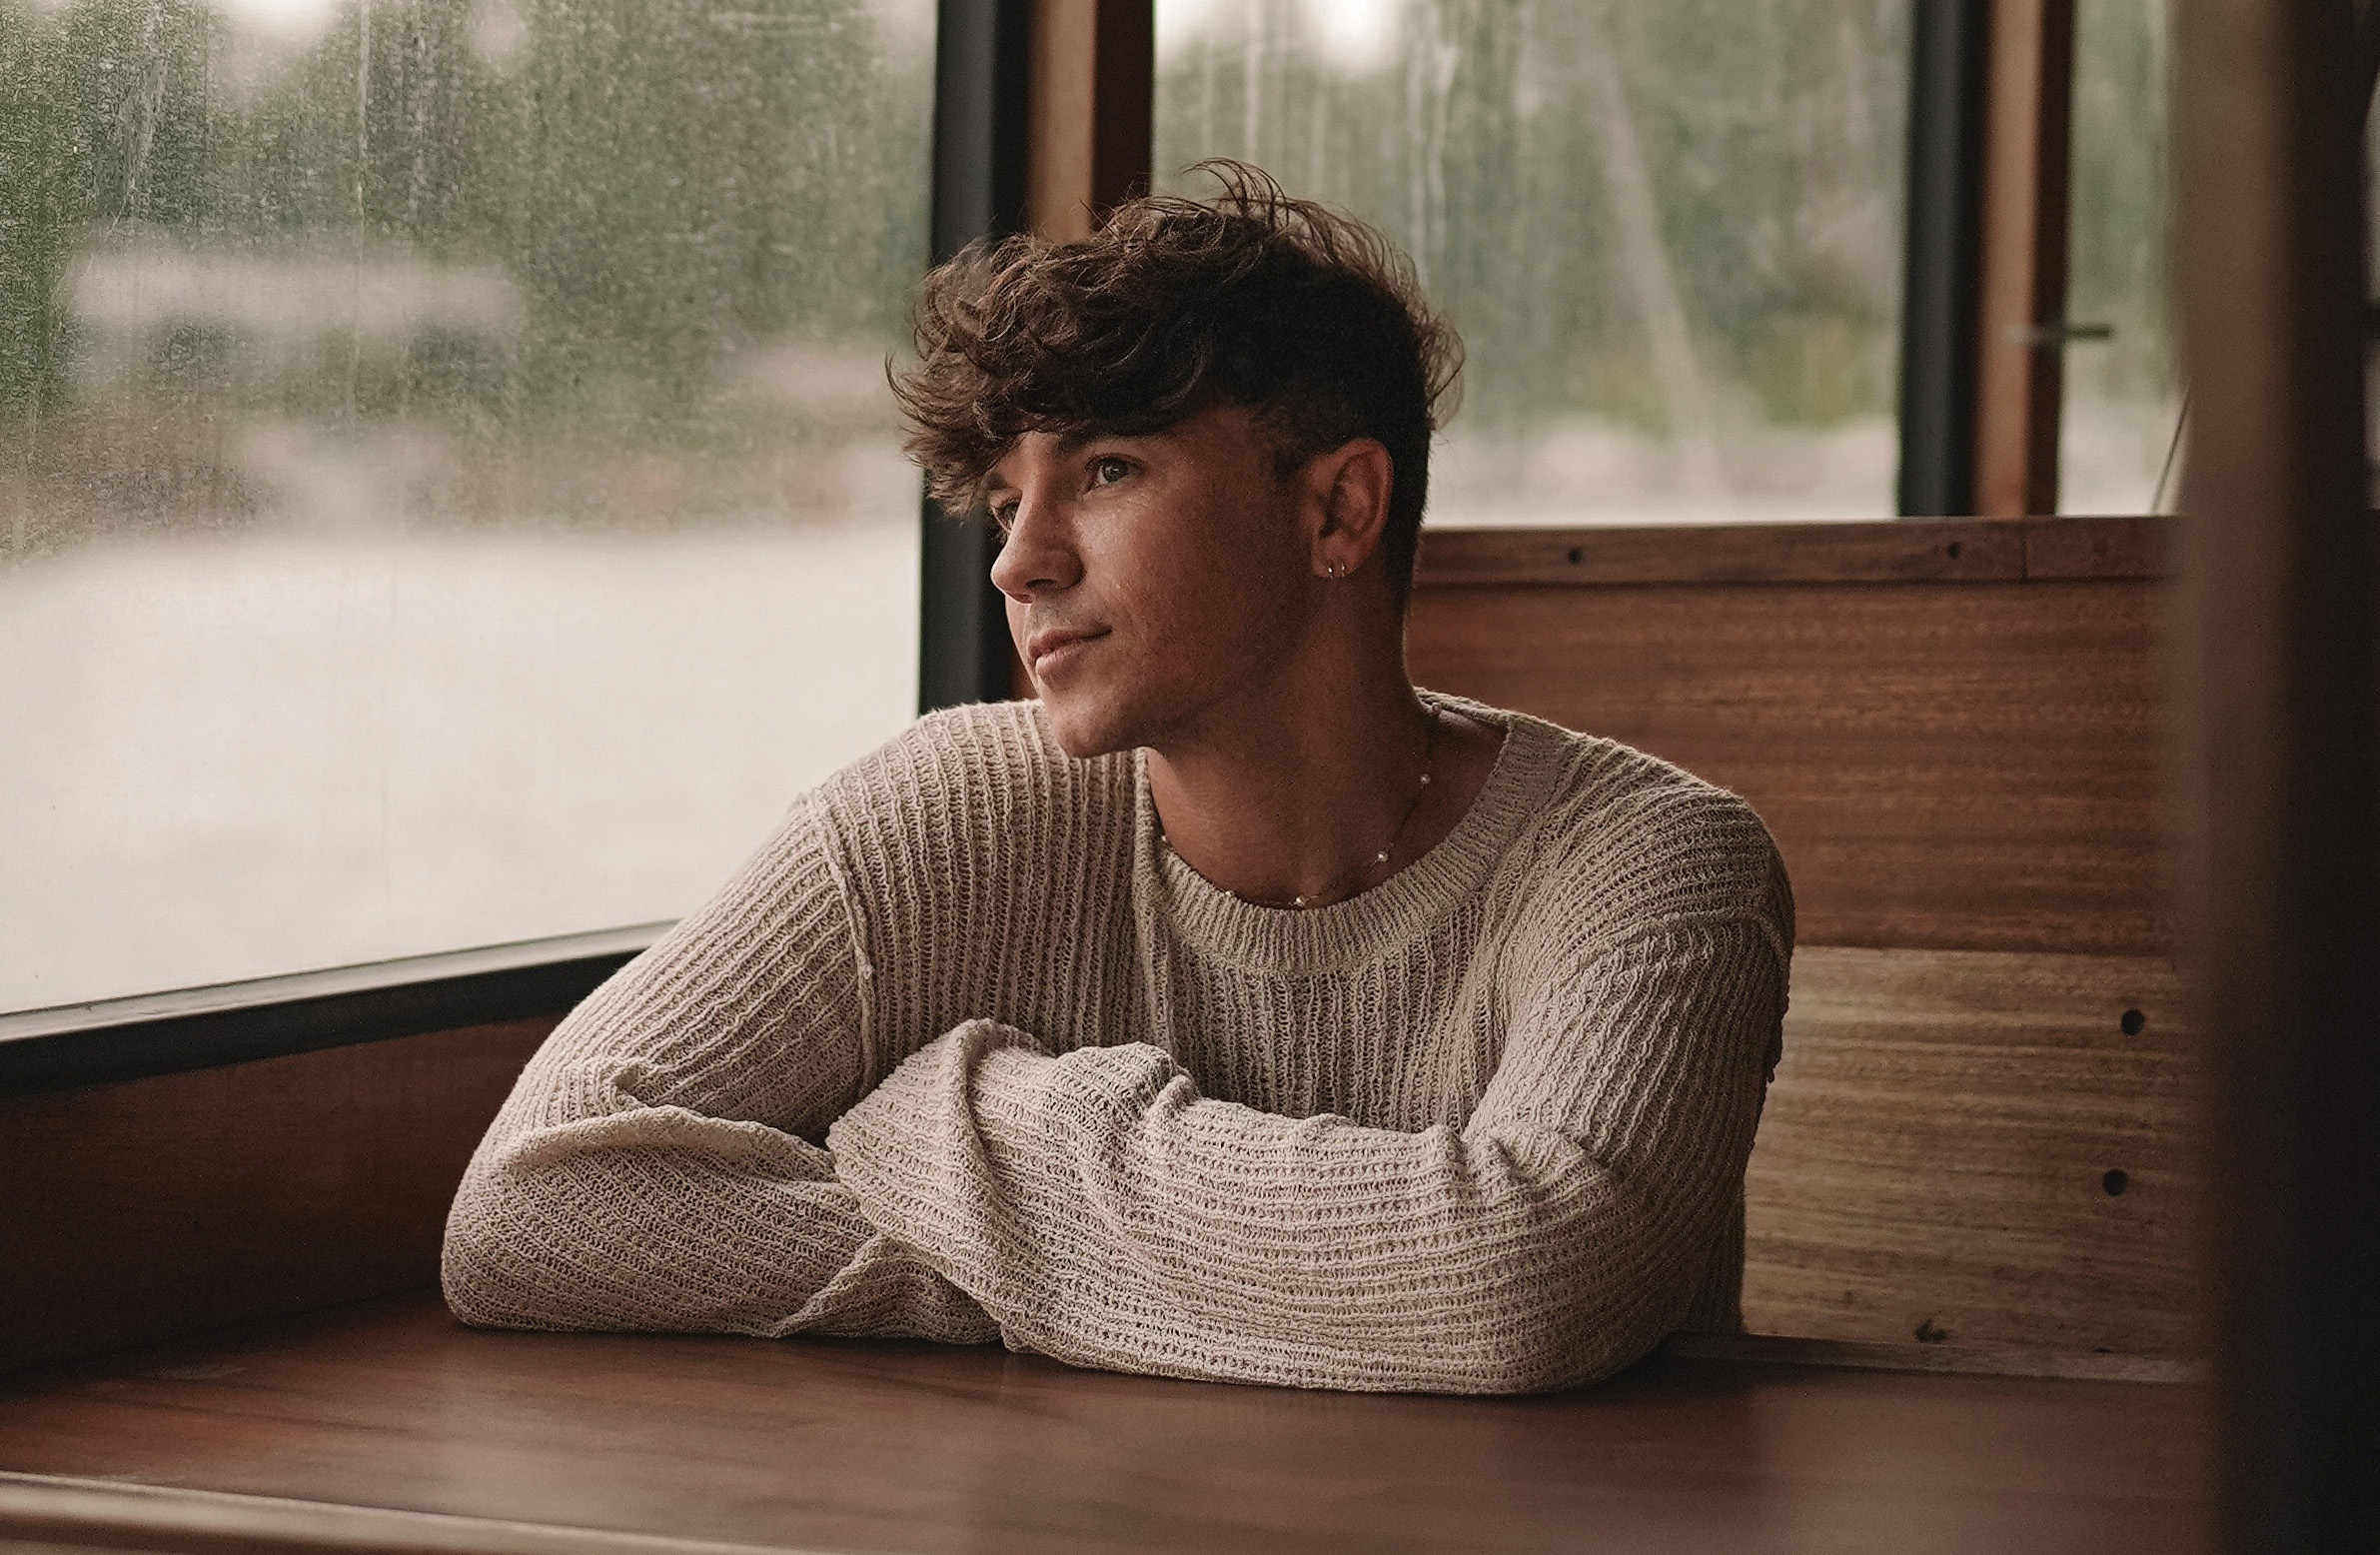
[{"xmin": 1025, "ymin": 627, "xmax": 1108, "ymax": 676}]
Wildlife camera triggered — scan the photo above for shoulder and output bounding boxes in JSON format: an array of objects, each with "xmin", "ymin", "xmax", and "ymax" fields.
[
  {"xmin": 1468, "ymin": 701, "xmax": 1793, "ymax": 958},
  {"xmin": 807, "ymin": 699, "xmax": 1138, "ymax": 871}
]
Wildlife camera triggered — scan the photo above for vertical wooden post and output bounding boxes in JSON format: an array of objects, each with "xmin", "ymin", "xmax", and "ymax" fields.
[
  {"xmin": 2173, "ymin": 1, "xmax": 2380, "ymax": 1549},
  {"xmin": 1971, "ymin": 0, "xmax": 2074, "ymax": 518},
  {"xmin": 1029, "ymin": 0, "xmax": 1154, "ymax": 242}
]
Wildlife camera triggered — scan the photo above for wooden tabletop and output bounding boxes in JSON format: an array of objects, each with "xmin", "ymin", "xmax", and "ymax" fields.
[{"xmin": 0, "ymin": 1294, "xmax": 2205, "ymax": 1555}]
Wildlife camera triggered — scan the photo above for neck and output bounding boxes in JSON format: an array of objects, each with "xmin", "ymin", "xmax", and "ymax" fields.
[{"xmin": 1145, "ymin": 636, "xmax": 1441, "ymax": 910}]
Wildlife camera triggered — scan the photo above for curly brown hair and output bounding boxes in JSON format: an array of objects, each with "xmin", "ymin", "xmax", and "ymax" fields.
[{"xmin": 891, "ymin": 162, "xmax": 1463, "ymax": 607}]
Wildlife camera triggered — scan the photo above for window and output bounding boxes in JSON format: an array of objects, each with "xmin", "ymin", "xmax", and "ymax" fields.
[
  {"xmin": 0, "ymin": 0, "xmax": 935, "ymax": 1011},
  {"xmin": 2059, "ymin": 0, "xmax": 2176, "ymax": 516},
  {"xmin": 1153, "ymin": 0, "xmax": 1912, "ymax": 527}
]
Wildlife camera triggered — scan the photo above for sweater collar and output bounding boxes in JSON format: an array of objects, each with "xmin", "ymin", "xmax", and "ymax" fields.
[{"xmin": 1132, "ymin": 690, "xmax": 1566, "ymax": 973}]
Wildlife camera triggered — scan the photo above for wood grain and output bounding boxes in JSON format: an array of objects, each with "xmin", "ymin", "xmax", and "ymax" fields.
[
  {"xmin": 1662, "ymin": 1330, "xmax": 2195, "ymax": 1384},
  {"xmin": 1972, "ymin": 0, "xmax": 2075, "ymax": 517},
  {"xmin": 0, "ymin": 1295, "xmax": 2207, "ymax": 1555},
  {"xmin": 0, "ymin": 1473, "xmax": 815, "ymax": 1555},
  {"xmin": 1409, "ymin": 517, "xmax": 2168, "ymax": 590},
  {"xmin": 1027, "ymin": 0, "xmax": 1152, "ymax": 243},
  {"xmin": 2023, "ymin": 515, "xmax": 2167, "ymax": 579},
  {"xmin": 1408, "ymin": 574, "xmax": 2169, "ymax": 953},
  {"xmin": 1412, "ymin": 519, "xmax": 2025, "ymax": 587},
  {"xmin": 0, "ymin": 1021, "xmax": 552, "ymax": 1377},
  {"xmin": 1745, "ymin": 947, "xmax": 2194, "ymax": 1355},
  {"xmin": 1028, "ymin": 0, "xmax": 1100, "ymax": 243}
]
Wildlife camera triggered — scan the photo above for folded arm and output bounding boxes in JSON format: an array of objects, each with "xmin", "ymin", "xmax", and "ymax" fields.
[
  {"xmin": 440, "ymin": 797, "xmax": 997, "ymax": 1343},
  {"xmin": 826, "ymin": 915, "xmax": 1786, "ymax": 1392}
]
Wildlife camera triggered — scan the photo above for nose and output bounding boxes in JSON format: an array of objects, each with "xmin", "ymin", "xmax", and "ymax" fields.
[{"xmin": 987, "ymin": 493, "xmax": 1082, "ymax": 602}]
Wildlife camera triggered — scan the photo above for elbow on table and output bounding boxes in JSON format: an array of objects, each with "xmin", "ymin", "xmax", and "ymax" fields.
[
  {"xmin": 1449, "ymin": 1247, "xmax": 1701, "ymax": 1395},
  {"xmin": 439, "ymin": 1161, "xmax": 508, "ymax": 1329},
  {"xmin": 1455, "ymin": 1318, "xmax": 1651, "ymax": 1396},
  {"xmin": 439, "ymin": 1151, "xmax": 565, "ymax": 1331},
  {"xmin": 1458, "ymin": 1308, "xmax": 1681, "ymax": 1396}
]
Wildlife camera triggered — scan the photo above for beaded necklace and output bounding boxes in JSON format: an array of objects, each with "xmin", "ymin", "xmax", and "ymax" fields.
[{"xmin": 1168, "ymin": 706, "xmax": 1446, "ymax": 911}]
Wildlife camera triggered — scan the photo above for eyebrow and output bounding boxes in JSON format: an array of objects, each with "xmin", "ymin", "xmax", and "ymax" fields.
[
  {"xmin": 1057, "ymin": 423, "xmax": 1174, "ymax": 454},
  {"xmin": 984, "ymin": 427, "xmax": 1154, "ymax": 493}
]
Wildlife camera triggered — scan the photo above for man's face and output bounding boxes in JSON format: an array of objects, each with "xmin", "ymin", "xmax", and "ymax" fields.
[{"xmin": 984, "ymin": 403, "xmax": 1314, "ymax": 758}]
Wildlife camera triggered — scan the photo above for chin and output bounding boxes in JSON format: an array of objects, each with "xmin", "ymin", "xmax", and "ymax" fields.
[{"xmin": 1032, "ymin": 686, "xmax": 1147, "ymax": 761}]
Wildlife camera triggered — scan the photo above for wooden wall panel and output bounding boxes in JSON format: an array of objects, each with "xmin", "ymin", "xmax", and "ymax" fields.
[
  {"xmin": 0, "ymin": 1020, "xmax": 552, "ymax": 1377},
  {"xmin": 1406, "ymin": 576, "xmax": 2169, "ymax": 954},
  {"xmin": 1411, "ymin": 516, "xmax": 2166, "ymax": 589},
  {"xmin": 1972, "ymin": 0, "xmax": 2076, "ymax": 518},
  {"xmin": 1745, "ymin": 947, "xmax": 2193, "ymax": 1356},
  {"xmin": 1027, "ymin": 0, "xmax": 1153, "ymax": 243},
  {"xmin": 1415, "ymin": 519, "xmax": 2027, "ymax": 588}
]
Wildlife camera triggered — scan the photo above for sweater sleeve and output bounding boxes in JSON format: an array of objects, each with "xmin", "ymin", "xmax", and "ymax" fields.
[
  {"xmin": 824, "ymin": 905, "xmax": 1788, "ymax": 1393},
  {"xmin": 440, "ymin": 793, "xmax": 998, "ymax": 1344}
]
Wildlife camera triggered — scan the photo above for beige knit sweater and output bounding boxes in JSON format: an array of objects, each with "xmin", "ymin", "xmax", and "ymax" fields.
[{"xmin": 442, "ymin": 691, "xmax": 1792, "ymax": 1394}]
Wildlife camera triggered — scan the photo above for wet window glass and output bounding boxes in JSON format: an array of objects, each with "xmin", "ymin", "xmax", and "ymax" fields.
[
  {"xmin": 1154, "ymin": 0, "xmax": 1912, "ymax": 527},
  {"xmin": 2060, "ymin": 0, "xmax": 2178, "ymax": 515},
  {"xmin": 0, "ymin": 0, "xmax": 933, "ymax": 1010}
]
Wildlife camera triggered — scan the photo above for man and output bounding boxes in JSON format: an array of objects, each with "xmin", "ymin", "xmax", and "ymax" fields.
[{"xmin": 443, "ymin": 165, "xmax": 1792, "ymax": 1394}]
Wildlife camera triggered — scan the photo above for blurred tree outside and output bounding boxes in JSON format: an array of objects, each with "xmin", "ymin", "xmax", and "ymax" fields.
[
  {"xmin": 1156, "ymin": 0, "xmax": 2179, "ymax": 523},
  {"xmin": 3, "ymin": 0, "xmax": 2186, "ymax": 534},
  {"xmin": 2061, "ymin": 0, "xmax": 2176, "ymax": 514},
  {"xmin": 0, "ymin": 0, "xmax": 933, "ymax": 551},
  {"xmin": 1156, "ymin": 0, "xmax": 1911, "ymax": 522}
]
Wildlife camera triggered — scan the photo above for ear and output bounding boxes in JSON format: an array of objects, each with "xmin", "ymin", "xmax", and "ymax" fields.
[{"xmin": 1302, "ymin": 438, "xmax": 1396, "ymax": 579}]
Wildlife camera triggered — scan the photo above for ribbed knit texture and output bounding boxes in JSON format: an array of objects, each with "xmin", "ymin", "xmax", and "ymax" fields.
[{"xmin": 442, "ymin": 691, "xmax": 1793, "ymax": 1393}]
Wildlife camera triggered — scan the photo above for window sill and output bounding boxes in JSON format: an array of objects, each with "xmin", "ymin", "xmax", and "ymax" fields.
[{"xmin": 0, "ymin": 925, "xmax": 664, "ymax": 1098}]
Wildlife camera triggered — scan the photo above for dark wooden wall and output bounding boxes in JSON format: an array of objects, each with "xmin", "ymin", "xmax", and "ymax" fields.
[{"xmin": 0, "ymin": 1020, "xmax": 552, "ymax": 1375}]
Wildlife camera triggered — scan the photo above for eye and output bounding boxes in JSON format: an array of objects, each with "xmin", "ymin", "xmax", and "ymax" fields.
[
  {"xmin": 1089, "ymin": 455, "xmax": 1133, "ymax": 488},
  {"xmin": 986, "ymin": 499, "xmax": 1019, "ymax": 536}
]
